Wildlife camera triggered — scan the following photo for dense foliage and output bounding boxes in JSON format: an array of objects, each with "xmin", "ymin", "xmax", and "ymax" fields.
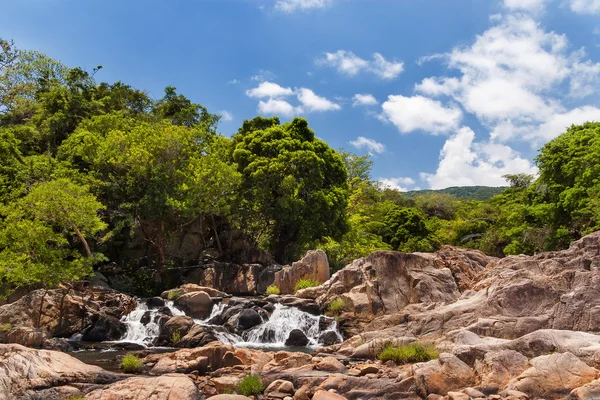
[{"xmin": 1, "ymin": 39, "xmax": 599, "ymax": 296}]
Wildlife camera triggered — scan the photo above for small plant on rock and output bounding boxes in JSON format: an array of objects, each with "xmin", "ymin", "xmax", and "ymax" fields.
[
  {"xmin": 120, "ymin": 353, "xmax": 143, "ymax": 373},
  {"xmin": 378, "ymin": 343, "xmax": 438, "ymax": 365},
  {"xmin": 172, "ymin": 330, "xmax": 181, "ymax": 345},
  {"xmin": 294, "ymin": 279, "xmax": 320, "ymax": 293},
  {"xmin": 327, "ymin": 298, "xmax": 346, "ymax": 316},
  {"xmin": 236, "ymin": 374, "xmax": 264, "ymax": 397},
  {"xmin": 266, "ymin": 285, "xmax": 280, "ymax": 295},
  {"xmin": 167, "ymin": 290, "xmax": 182, "ymax": 301},
  {"xmin": 0, "ymin": 323, "xmax": 11, "ymax": 331}
]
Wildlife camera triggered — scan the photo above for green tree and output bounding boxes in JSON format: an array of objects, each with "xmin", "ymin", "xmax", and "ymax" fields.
[{"xmin": 233, "ymin": 117, "xmax": 349, "ymax": 263}]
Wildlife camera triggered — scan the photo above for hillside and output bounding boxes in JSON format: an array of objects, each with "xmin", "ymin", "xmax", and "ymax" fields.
[{"xmin": 405, "ymin": 186, "xmax": 506, "ymax": 201}]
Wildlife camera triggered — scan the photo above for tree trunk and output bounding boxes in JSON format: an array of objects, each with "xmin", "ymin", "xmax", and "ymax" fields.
[
  {"xmin": 211, "ymin": 214, "xmax": 223, "ymax": 255},
  {"xmin": 72, "ymin": 224, "xmax": 91, "ymax": 257}
]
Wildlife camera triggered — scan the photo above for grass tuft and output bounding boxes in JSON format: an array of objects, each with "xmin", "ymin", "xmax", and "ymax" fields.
[
  {"xmin": 378, "ymin": 343, "xmax": 438, "ymax": 364},
  {"xmin": 294, "ymin": 279, "xmax": 320, "ymax": 293},
  {"xmin": 236, "ymin": 374, "xmax": 264, "ymax": 396},
  {"xmin": 327, "ymin": 298, "xmax": 346, "ymax": 316},
  {"xmin": 167, "ymin": 290, "xmax": 182, "ymax": 301},
  {"xmin": 0, "ymin": 323, "xmax": 11, "ymax": 331},
  {"xmin": 120, "ymin": 353, "xmax": 143, "ymax": 373},
  {"xmin": 266, "ymin": 285, "xmax": 280, "ymax": 295},
  {"xmin": 172, "ymin": 330, "xmax": 181, "ymax": 345}
]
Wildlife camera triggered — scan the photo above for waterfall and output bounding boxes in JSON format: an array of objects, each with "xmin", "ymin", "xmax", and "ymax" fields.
[{"xmin": 118, "ymin": 300, "xmax": 184, "ymax": 346}]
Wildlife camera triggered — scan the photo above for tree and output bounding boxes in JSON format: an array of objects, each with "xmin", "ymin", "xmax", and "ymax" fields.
[
  {"xmin": 233, "ymin": 117, "xmax": 349, "ymax": 263},
  {"xmin": 152, "ymin": 86, "xmax": 220, "ymax": 130},
  {"xmin": 0, "ymin": 179, "xmax": 106, "ymax": 295}
]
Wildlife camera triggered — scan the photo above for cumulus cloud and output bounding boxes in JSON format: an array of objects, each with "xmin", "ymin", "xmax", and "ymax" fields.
[
  {"xmin": 380, "ymin": 95, "xmax": 463, "ymax": 134},
  {"xmin": 378, "ymin": 177, "xmax": 416, "ymax": 192},
  {"xmin": 349, "ymin": 136, "xmax": 385, "ymax": 153},
  {"xmin": 503, "ymin": 0, "xmax": 548, "ymax": 12},
  {"xmin": 420, "ymin": 127, "xmax": 538, "ymax": 189},
  {"xmin": 246, "ymin": 81, "xmax": 294, "ymax": 98},
  {"xmin": 352, "ymin": 94, "xmax": 378, "ymax": 107},
  {"xmin": 251, "ymin": 70, "xmax": 276, "ymax": 82},
  {"xmin": 258, "ymin": 98, "xmax": 302, "ymax": 117},
  {"xmin": 219, "ymin": 110, "xmax": 233, "ymax": 121},
  {"xmin": 275, "ymin": 0, "xmax": 332, "ymax": 13},
  {"xmin": 296, "ymin": 88, "xmax": 341, "ymax": 112},
  {"xmin": 569, "ymin": 0, "xmax": 600, "ymax": 14},
  {"xmin": 317, "ymin": 50, "xmax": 404, "ymax": 79}
]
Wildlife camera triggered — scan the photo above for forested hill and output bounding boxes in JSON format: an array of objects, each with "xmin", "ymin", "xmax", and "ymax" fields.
[{"xmin": 406, "ymin": 186, "xmax": 507, "ymax": 201}]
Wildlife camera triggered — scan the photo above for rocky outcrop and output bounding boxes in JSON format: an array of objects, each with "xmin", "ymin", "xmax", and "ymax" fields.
[
  {"xmin": 273, "ymin": 250, "xmax": 331, "ymax": 295},
  {"xmin": 85, "ymin": 374, "xmax": 202, "ymax": 399},
  {"xmin": 182, "ymin": 262, "xmax": 281, "ymax": 295},
  {"xmin": 0, "ymin": 288, "xmax": 136, "ymax": 340},
  {"xmin": 0, "ymin": 344, "xmax": 124, "ymax": 399},
  {"xmin": 174, "ymin": 291, "xmax": 214, "ymax": 319}
]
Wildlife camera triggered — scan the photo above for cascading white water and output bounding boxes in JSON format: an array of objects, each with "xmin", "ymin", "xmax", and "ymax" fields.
[
  {"xmin": 118, "ymin": 300, "xmax": 184, "ymax": 346},
  {"xmin": 193, "ymin": 302, "xmax": 227, "ymax": 325}
]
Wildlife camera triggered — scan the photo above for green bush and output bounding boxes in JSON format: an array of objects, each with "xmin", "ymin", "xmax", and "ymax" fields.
[
  {"xmin": 167, "ymin": 290, "xmax": 182, "ymax": 301},
  {"xmin": 69, "ymin": 396, "xmax": 85, "ymax": 400},
  {"xmin": 294, "ymin": 279, "xmax": 320, "ymax": 293},
  {"xmin": 327, "ymin": 298, "xmax": 346, "ymax": 316},
  {"xmin": 120, "ymin": 353, "xmax": 143, "ymax": 373},
  {"xmin": 266, "ymin": 285, "xmax": 280, "ymax": 295},
  {"xmin": 0, "ymin": 323, "xmax": 11, "ymax": 331},
  {"xmin": 378, "ymin": 343, "xmax": 438, "ymax": 365},
  {"xmin": 172, "ymin": 330, "xmax": 181, "ymax": 344},
  {"xmin": 236, "ymin": 374, "xmax": 264, "ymax": 397}
]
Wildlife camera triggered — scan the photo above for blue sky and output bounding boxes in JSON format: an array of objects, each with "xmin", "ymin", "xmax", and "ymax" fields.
[{"xmin": 2, "ymin": 0, "xmax": 600, "ymax": 190}]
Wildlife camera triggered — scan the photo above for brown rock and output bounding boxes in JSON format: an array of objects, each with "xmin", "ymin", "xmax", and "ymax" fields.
[
  {"xmin": 211, "ymin": 375, "xmax": 241, "ymax": 394},
  {"xmin": 174, "ymin": 291, "xmax": 214, "ymax": 319},
  {"xmin": 157, "ymin": 315, "xmax": 195, "ymax": 345},
  {"xmin": 354, "ymin": 364, "xmax": 379, "ymax": 376},
  {"xmin": 86, "ymin": 373, "xmax": 201, "ymax": 399},
  {"xmin": 447, "ymin": 392, "xmax": 470, "ymax": 400},
  {"xmin": 273, "ymin": 250, "xmax": 330, "ymax": 295},
  {"xmin": 568, "ymin": 379, "xmax": 600, "ymax": 399},
  {"xmin": 474, "ymin": 350, "xmax": 529, "ymax": 392},
  {"xmin": 312, "ymin": 390, "xmax": 348, "ymax": 400},
  {"xmin": 207, "ymin": 396, "xmax": 252, "ymax": 400},
  {"xmin": 265, "ymin": 379, "xmax": 295, "ymax": 399},
  {"xmin": 412, "ymin": 353, "xmax": 476, "ymax": 397},
  {"xmin": 315, "ymin": 357, "xmax": 346, "ymax": 373}
]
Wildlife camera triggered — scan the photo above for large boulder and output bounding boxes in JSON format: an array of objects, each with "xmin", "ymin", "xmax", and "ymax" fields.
[
  {"xmin": 174, "ymin": 291, "xmax": 213, "ymax": 319},
  {"xmin": 182, "ymin": 262, "xmax": 281, "ymax": 295},
  {"xmin": 412, "ymin": 353, "xmax": 476, "ymax": 397},
  {"xmin": 85, "ymin": 373, "xmax": 202, "ymax": 399},
  {"xmin": 0, "ymin": 344, "xmax": 123, "ymax": 399},
  {"xmin": 237, "ymin": 309, "xmax": 262, "ymax": 330},
  {"xmin": 273, "ymin": 250, "xmax": 331, "ymax": 295},
  {"xmin": 285, "ymin": 329, "xmax": 309, "ymax": 347},
  {"xmin": 157, "ymin": 316, "xmax": 195, "ymax": 345}
]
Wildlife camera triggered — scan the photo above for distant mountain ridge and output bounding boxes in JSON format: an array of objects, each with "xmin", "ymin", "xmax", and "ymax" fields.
[{"xmin": 405, "ymin": 186, "xmax": 506, "ymax": 201}]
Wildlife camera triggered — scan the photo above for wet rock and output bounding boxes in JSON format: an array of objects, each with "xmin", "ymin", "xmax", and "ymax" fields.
[
  {"xmin": 157, "ymin": 306, "xmax": 173, "ymax": 317},
  {"xmin": 318, "ymin": 331, "xmax": 340, "ymax": 346},
  {"xmin": 82, "ymin": 313, "xmax": 127, "ymax": 342},
  {"xmin": 157, "ymin": 316, "xmax": 195, "ymax": 345},
  {"xmin": 86, "ymin": 373, "xmax": 201, "ymax": 399},
  {"xmin": 174, "ymin": 291, "xmax": 214, "ymax": 319},
  {"xmin": 273, "ymin": 249, "xmax": 330, "ymax": 295},
  {"xmin": 285, "ymin": 329, "xmax": 309, "ymax": 346},
  {"xmin": 146, "ymin": 297, "xmax": 165, "ymax": 309},
  {"xmin": 237, "ymin": 309, "xmax": 262, "ymax": 330},
  {"xmin": 178, "ymin": 324, "xmax": 218, "ymax": 348},
  {"xmin": 274, "ymin": 296, "xmax": 320, "ymax": 315}
]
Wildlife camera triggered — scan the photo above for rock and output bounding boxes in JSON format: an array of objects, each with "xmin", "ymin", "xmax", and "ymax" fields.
[
  {"xmin": 318, "ymin": 331, "xmax": 341, "ymax": 346},
  {"xmin": 0, "ymin": 344, "xmax": 123, "ymax": 399},
  {"xmin": 182, "ymin": 262, "xmax": 281, "ymax": 295},
  {"xmin": 82, "ymin": 313, "xmax": 127, "ymax": 342},
  {"xmin": 178, "ymin": 324, "xmax": 218, "ymax": 348},
  {"xmin": 506, "ymin": 352, "xmax": 598, "ymax": 397},
  {"xmin": 354, "ymin": 364, "xmax": 379, "ymax": 376},
  {"xmin": 162, "ymin": 284, "xmax": 228, "ymax": 299},
  {"xmin": 569, "ymin": 379, "xmax": 600, "ymax": 399},
  {"xmin": 315, "ymin": 357, "xmax": 346, "ymax": 373},
  {"xmin": 174, "ymin": 291, "xmax": 214, "ymax": 319},
  {"xmin": 272, "ymin": 249, "xmax": 330, "ymax": 295},
  {"xmin": 265, "ymin": 379, "xmax": 295, "ymax": 399},
  {"xmin": 145, "ymin": 342, "xmax": 236, "ymax": 373},
  {"xmin": 462, "ymin": 387, "xmax": 485, "ymax": 398},
  {"xmin": 146, "ymin": 297, "xmax": 165, "ymax": 308},
  {"xmin": 274, "ymin": 296, "xmax": 320, "ymax": 315},
  {"xmin": 207, "ymin": 396, "xmax": 252, "ymax": 400},
  {"xmin": 211, "ymin": 375, "xmax": 241, "ymax": 393},
  {"xmin": 4, "ymin": 327, "xmax": 48, "ymax": 348},
  {"xmin": 474, "ymin": 350, "xmax": 530, "ymax": 393},
  {"xmin": 86, "ymin": 373, "xmax": 201, "ymax": 399},
  {"xmin": 237, "ymin": 309, "xmax": 262, "ymax": 330},
  {"xmin": 157, "ymin": 316, "xmax": 195, "ymax": 345},
  {"xmin": 285, "ymin": 329, "xmax": 309, "ymax": 346},
  {"xmin": 312, "ymin": 390, "xmax": 348, "ymax": 400},
  {"xmin": 412, "ymin": 353, "xmax": 476, "ymax": 397}
]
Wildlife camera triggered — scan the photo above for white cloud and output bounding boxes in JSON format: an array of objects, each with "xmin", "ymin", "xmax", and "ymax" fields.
[
  {"xmin": 251, "ymin": 70, "xmax": 276, "ymax": 82},
  {"xmin": 246, "ymin": 81, "xmax": 294, "ymax": 98},
  {"xmin": 569, "ymin": 0, "xmax": 600, "ymax": 14},
  {"xmin": 258, "ymin": 99, "xmax": 302, "ymax": 117},
  {"xmin": 317, "ymin": 50, "xmax": 404, "ymax": 79},
  {"xmin": 296, "ymin": 88, "xmax": 341, "ymax": 112},
  {"xmin": 227, "ymin": 79, "xmax": 240, "ymax": 85},
  {"xmin": 275, "ymin": 0, "xmax": 332, "ymax": 13},
  {"xmin": 524, "ymin": 106, "xmax": 600, "ymax": 143},
  {"xmin": 349, "ymin": 136, "xmax": 385, "ymax": 153},
  {"xmin": 380, "ymin": 95, "xmax": 463, "ymax": 134},
  {"xmin": 219, "ymin": 110, "xmax": 233, "ymax": 122},
  {"xmin": 503, "ymin": 0, "xmax": 547, "ymax": 12},
  {"xmin": 420, "ymin": 127, "xmax": 538, "ymax": 189},
  {"xmin": 352, "ymin": 94, "xmax": 378, "ymax": 107},
  {"xmin": 378, "ymin": 177, "xmax": 416, "ymax": 192}
]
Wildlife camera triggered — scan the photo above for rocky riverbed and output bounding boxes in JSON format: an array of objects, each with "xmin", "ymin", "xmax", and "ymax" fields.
[{"xmin": 5, "ymin": 235, "xmax": 600, "ymax": 399}]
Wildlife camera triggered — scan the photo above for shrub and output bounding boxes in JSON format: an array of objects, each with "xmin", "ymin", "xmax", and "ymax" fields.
[
  {"xmin": 327, "ymin": 298, "xmax": 346, "ymax": 316},
  {"xmin": 294, "ymin": 279, "xmax": 320, "ymax": 293},
  {"xmin": 378, "ymin": 343, "xmax": 438, "ymax": 365},
  {"xmin": 0, "ymin": 323, "xmax": 11, "ymax": 331},
  {"xmin": 236, "ymin": 374, "xmax": 264, "ymax": 396},
  {"xmin": 266, "ymin": 285, "xmax": 280, "ymax": 295},
  {"xmin": 120, "ymin": 353, "xmax": 143, "ymax": 373},
  {"xmin": 69, "ymin": 397, "xmax": 85, "ymax": 400},
  {"xmin": 172, "ymin": 330, "xmax": 181, "ymax": 344},
  {"xmin": 167, "ymin": 290, "xmax": 181, "ymax": 301}
]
